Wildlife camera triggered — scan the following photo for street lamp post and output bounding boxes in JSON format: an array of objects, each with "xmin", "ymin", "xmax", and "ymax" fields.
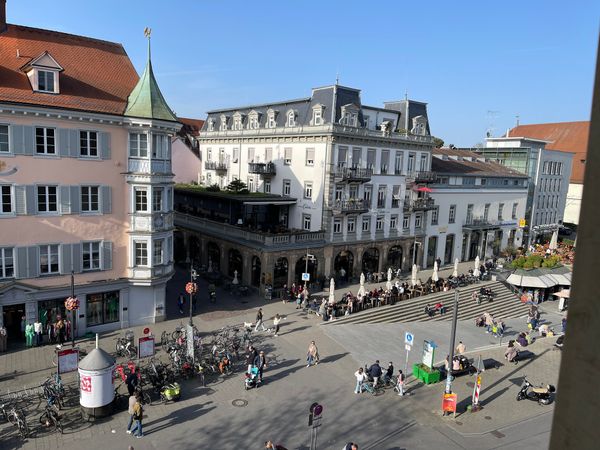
[
  {"xmin": 444, "ymin": 289, "xmax": 460, "ymax": 394},
  {"xmin": 188, "ymin": 264, "xmax": 198, "ymax": 326},
  {"xmin": 70, "ymin": 271, "xmax": 76, "ymax": 348},
  {"xmin": 304, "ymin": 250, "xmax": 315, "ymax": 289}
]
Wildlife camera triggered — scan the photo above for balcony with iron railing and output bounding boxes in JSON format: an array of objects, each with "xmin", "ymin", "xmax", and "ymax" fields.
[
  {"xmin": 462, "ymin": 216, "xmax": 502, "ymax": 230},
  {"xmin": 205, "ymin": 160, "xmax": 228, "ymax": 171},
  {"xmin": 332, "ymin": 199, "xmax": 369, "ymax": 214},
  {"xmin": 248, "ymin": 162, "xmax": 276, "ymax": 176},
  {"xmin": 406, "ymin": 171, "xmax": 437, "ymax": 184},
  {"xmin": 333, "ymin": 167, "xmax": 373, "ymax": 183},
  {"xmin": 403, "ymin": 197, "xmax": 436, "ymax": 212}
]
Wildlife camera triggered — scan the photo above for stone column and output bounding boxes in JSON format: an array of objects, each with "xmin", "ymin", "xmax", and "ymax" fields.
[
  {"xmin": 183, "ymin": 232, "xmax": 190, "ymax": 263},
  {"xmin": 220, "ymin": 243, "xmax": 229, "ymax": 276},
  {"xmin": 200, "ymin": 238, "xmax": 207, "ymax": 267},
  {"xmin": 323, "ymin": 245, "xmax": 334, "ymax": 278},
  {"xmin": 464, "ymin": 232, "xmax": 472, "ymax": 261},
  {"xmin": 242, "ymin": 251, "xmax": 252, "ymax": 287}
]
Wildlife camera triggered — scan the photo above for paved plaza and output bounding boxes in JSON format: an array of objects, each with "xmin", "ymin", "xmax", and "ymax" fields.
[{"xmin": 0, "ymin": 265, "xmax": 564, "ymax": 449}]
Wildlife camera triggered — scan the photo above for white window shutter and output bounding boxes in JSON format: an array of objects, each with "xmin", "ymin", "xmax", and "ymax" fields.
[
  {"xmin": 101, "ymin": 186, "xmax": 112, "ymax": 214},
  {"xmin": 14, "ymin": 185, "xmax": 27, "ymax": 215},
  {"xmin": 60, "ymin": 185, "xmax": 71, "ymax": 214}
]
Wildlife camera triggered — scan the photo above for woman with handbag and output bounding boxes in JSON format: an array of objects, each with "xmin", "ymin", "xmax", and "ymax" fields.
[{"xmin": 129, "ymin": 396, "xmax": 144, "ymax": 438}]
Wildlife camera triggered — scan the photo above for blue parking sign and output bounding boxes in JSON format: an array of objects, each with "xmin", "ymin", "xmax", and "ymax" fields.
[{"xmin": 405, "ymin": 332, "xmax": 414, "ymax": 346}]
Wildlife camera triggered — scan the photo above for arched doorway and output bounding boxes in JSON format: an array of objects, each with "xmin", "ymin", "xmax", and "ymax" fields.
[
  {"xmin": 251, "ymin": 256, "xmax": 261, "ymax": 287},
  {"xmin": 444, "ymin": 234, "xmax": 455, "ymax": 264},
  {"xmin": 387, "ymin": 245, "xmax": 403, "ymax": 269},
  {"xmin": 206, "ymin": 242, "xmax": 221, "ymax": 272},
  {"xmin": 334, "ymin": 251, "xmax": 353, "ymax": 281},
  {"xmin": 189, "ymin": 235, "xmax": 201, "ymax": 263},
  {"xmin": 295, "ymin": 256, "xmax": 318, "ymax": 284},
  {"xmin": 273, "ymin": 257, "xmax": 288, "ymax": 289},
  {"xmin": 361, "ymin": 248, "xmax": 379, "ymax": 274},
  {"xmin": 228, "ymin": 249, "xmax": 243, "ymax": 281}
]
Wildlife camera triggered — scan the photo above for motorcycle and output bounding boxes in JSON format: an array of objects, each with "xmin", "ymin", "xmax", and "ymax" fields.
[
  {"xmin": 516, "ymin": 378, "xmax": 555, "ymax": 405},
  {"xmin": 160, "ymin": 382, "xmax": 181, "ymax": 403}
]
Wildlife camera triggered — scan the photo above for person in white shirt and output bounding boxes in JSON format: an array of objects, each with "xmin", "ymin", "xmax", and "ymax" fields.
[
  {"xmin": 34, "ymin": 321, "xmax": 43, "ymax": 347},
  {"xmin": 354, "ymin": 367, "xmax": 367, "ymax": 394}
]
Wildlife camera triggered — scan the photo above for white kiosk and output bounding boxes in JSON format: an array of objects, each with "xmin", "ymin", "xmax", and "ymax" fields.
[{"xmin": 78, "ymin": 335, "xmax": 116, "ymax": 420}]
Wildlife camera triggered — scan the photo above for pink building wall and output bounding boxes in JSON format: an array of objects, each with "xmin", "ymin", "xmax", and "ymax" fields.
[
  {"xmin": 172, "ymin": 137, "xmax": 201, "ymax": 184},
  {"xmin": 0, "ymin": 114, "xmax": 129, "ymax": 288}
]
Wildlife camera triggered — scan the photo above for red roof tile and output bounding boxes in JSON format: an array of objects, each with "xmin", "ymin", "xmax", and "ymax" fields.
[
  {"xmin": 0, "ymin": 24, "xmax": 139, "ymax": 115},
  {"xmin": 509, "ymin": 122, "xmax": 589, "ymax": 184},
  {"xmin": 178, "ymin": 117, "xmax": 204, "ymax": 136}
]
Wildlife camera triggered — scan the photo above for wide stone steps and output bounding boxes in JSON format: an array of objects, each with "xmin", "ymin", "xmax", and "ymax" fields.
[{"xmin": 326, "ymin": 281, "xmax": 526, "ymax": 325}]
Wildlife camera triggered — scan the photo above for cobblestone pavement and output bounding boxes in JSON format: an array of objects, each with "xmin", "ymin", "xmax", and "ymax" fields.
[{"xmin": 0, "ymin": 265, "xmax": 562, "ymax": 449}]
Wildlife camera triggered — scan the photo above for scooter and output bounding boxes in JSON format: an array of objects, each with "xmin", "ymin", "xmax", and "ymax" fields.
[{"xmin": 516, "ymin": 378, "xmax": 555, "ymax": 405}]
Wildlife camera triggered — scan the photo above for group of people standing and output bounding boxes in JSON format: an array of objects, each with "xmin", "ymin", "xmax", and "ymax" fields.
[
  {"xmin": 22, "ymin": 314, "xmax": 69, "ymax": 347},
  {"xmin": 353, "ymin": 360, "xmax": 406, "ymax": 396}
]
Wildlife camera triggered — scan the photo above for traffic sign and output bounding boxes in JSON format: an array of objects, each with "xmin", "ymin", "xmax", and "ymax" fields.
[
  {"xmin": 405, "ymin": 331, "xmax": 414, "ymax": 346},
  {"xmin": 302, "ymin": 272, "xmax": 310, "ymax": 281},
  {"xmin": 405, "ymin": 344, "xmax": 412, "ymax": 352}
]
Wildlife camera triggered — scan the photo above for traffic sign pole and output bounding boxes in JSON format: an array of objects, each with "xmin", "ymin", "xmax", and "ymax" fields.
[{"xmin": 404, "ymin": 332, "xmax": 413, "ymax": 380}]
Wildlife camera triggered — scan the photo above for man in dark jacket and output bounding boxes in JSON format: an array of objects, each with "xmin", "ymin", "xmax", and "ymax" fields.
[
  {"xmin": 383, "ymin": 362, "xmax": 394, "ymax": 385},
  {"xmin": 246, "ymin": 345, "xmax": 258, "ymax": 373},
  {"xmin": 254, "ymin": 350, "xmax": 268, "ymax": 383},
  {"xmin": 125, "ymin": 367, "xmax": 140, "ymax": 396},
  {"xmin": 368, "ymin": 360, "xmax": 383, "ymax": 387}
]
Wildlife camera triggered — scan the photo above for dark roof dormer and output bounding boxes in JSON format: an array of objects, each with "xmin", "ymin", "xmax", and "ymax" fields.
[{"xmin": 20, "ymin": 51, "xmax": 64, "ymax": 94}]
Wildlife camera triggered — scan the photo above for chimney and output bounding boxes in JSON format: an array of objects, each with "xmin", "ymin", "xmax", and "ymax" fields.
[{"xmin": 0, "ymin": 0, "xmax": 6, "ymax": 33}]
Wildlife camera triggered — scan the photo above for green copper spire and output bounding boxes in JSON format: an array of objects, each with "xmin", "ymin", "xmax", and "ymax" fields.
[{"xmin": 125, "ymin": 29, "xmax": 178, "ymax": 122}]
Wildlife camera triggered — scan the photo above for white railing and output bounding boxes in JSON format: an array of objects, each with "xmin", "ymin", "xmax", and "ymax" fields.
[
  {"xmin": 128, "ymin": 159, "xmax": 172, "ymax": 174},
  {"xmin": 130, "ymin": 212, "xmax": 174, "ymax": 232}
]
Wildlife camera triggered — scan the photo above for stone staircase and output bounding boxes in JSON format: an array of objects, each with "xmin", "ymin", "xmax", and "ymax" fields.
[{"xmin": 326, "ymin": 280, "xmax": 526, "ymax": 325}]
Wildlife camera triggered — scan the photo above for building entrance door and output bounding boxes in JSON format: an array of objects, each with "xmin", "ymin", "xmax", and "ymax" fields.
[{"xmin": 2, "ymin": 303, "xmax": 25, "ymax": 342}]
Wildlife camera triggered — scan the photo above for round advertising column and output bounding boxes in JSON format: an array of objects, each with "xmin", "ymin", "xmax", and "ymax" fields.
[{"xmin": 78, "ymin": 347, "xmax": 116, "ymax": 420}]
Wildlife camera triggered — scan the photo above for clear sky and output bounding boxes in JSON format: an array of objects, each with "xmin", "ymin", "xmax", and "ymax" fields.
[{"xmin": 7, "ymin": 0, "xmax": 600, "ymax": 146}]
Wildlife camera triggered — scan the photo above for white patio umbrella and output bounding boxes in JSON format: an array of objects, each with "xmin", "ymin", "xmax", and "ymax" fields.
[
  {"xmin": 549, "ymin": 230, "xmax": 559, "ymax": 251},
  {"xmin": 328, "ymin": 277, "xmax": 336, "ymax": 304},
  {"xmin": 432, "ymin": 261, "xmax": 439, "ymax": 282},
  {"xmin": 452, "ymin": 258, "xmax": 459, "ymax": 278},
  {"xmin": 386, "ymin": 268, "xmax": 393, "ymax": 291},
  {"xmin": 473, "ymin": 256, "xmax": 480, "ymax": 277},
  {"xmin": 411, "ymin": 264, "xmax": 418, "ymax": 287},
  {"xmin": 232, "ymin": 270, "xmax": 239, "ymax": 285},
  {"xmin": 358, "ymin": 273, "xmax": 366, "ymax": 298}
]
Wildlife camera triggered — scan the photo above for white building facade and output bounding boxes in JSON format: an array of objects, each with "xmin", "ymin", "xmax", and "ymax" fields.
[
  {"xmin": 177, "ymin": 85, "xmax": 438, "ymax": 291},
  {"xmin": 428, "ymin": 150, "xmax": 528, "ymax": 264}
]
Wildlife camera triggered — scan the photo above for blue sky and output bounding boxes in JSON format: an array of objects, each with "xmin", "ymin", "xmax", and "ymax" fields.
[{"xmin": 8, "ymin": 1, "xmax": 600, "ymax": 146}]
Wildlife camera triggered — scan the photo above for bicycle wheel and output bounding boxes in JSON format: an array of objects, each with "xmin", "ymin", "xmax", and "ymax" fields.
[
  {"xmin": 141, "ymin": 391, "xmax": 152, "ymax": 406},
  {"xmin": 17, "ymin": 416, "xmax": 29, "ymax": 439}
]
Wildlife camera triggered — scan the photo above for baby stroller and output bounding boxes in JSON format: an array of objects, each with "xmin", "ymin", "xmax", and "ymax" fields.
[{"xmin": 244, "ymin": 366, "xmax": 259, "ymax": 390}]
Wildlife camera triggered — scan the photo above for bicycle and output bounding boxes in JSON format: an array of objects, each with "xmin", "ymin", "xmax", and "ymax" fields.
[
  {"xmin": 361, "ymin": 382, "xmax": 385, "ymax": 396},
  {"xmin": 39, "ymin": 403, "xmax": 63, "ymax": 434},
  {"xmin": 115, "ymin": 332, "xmax": 137, "ymax": 359},
  {"xmin": 2, "ymin": 403, "xmax": 29, "ymax": 439}
]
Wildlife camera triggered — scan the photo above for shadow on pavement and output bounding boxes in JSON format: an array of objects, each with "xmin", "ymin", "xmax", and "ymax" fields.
[{"xmin": 144, "ymin": 402, "xmax": 216, "ymax": 435}]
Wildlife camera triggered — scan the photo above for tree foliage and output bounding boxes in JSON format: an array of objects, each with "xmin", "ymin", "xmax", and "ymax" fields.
[
  {"xmin": 226, "ymin": 179, "xmax": 249, "ymax": 194},
  {"xmin": 432, "ymin": 137, "xmax": 444, "ymax": 148}
]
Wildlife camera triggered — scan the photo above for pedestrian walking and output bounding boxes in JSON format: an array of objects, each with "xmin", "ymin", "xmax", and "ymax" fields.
[
  {"xmin": 255, "ymin": 308, "xmax": 267, "ymax": 332},
  {"xmin": 354, "ymin": 367, "xmax": 367, "ymax": 394},
  {"xmin": 396, "ymin": 369, "xmax": 405, "ymax": 396},
  {"xmin": 368, "ymin": 360, "xmax": 382, "ymax": 387},
  {"xmin": 246, "ymin": 345, "xmax": 258, "ymax": 373},
  {"xmin": 272, "ymin": 314, "xmax": 283, "ymax": 337},
  {"xmin": 455, "ymin": 341, "xmax": 466, "ymax": 354},
  {"xmin": 129, "ymin": 396, "xmax": 144, "ymax": 438},
  {"xmin": 306, "ymin": 341, "xmax": 319, "ymax": 367},
  {"xmin": 126, "ymin": 392, "xmax": 138, "ymax": 434},
  {"xmin": 177, "ymin": 293, "xmax": 185, "ymax": 314},
  {"xmin": 254, "ymin": 350, "xmax": 268, "ymax": 383},
  {"xmin": 265, "ymin": 440, "xmax": 288, "ymax": 450}
]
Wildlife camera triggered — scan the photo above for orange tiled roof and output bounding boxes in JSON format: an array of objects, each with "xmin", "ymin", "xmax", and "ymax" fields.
[
  {"xmin": 178, "ymin": 117, "xmax": 204, "ymax": 136},
  {"xmin": 509, "ymin": 122, "xmax": 589, "ymax": 184},
  {"xmin": 0, "ymin": 24, "xmax": 139, "ymax": 116}
]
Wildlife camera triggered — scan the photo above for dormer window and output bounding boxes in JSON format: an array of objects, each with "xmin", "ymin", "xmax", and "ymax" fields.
[
  {"xmin": 232, "ymin": 112, "xmax": 243, "ymax": 131},
  {"xmin": 340, "ymin": 104, "xmax": 359, "ymax": 127},
  {"xmin": 311, "ymin": 104, "xmax": 324, "ymax": 126},
  {"xmin": 38, "ymin": 70, "xmax": 55, "ymax": 92},
  {"xmin": 266, "ymin": 109, "xmax": 277, "ymax": 128},
  {"xmin": 207, "ymin": 118, "xmax": 215, "ymax": 132},
  {"xmin": 248, "ymin": 111, "xmax": 260, "ymax": 130},
  {"xmin": 21, "ymin": 51, "xmax": 63, "ymax": 94},
  {"xmin": 219, "ymin": 115, "xmax": 228, "ymax": 131},
  {"xmin": 286, "ymin": 110, "xmax": 296, "ymax": 127}
]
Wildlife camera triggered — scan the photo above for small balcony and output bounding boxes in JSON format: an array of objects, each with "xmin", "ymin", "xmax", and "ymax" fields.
[
  {"xmin": 248, "ymin": 162, "xmax": 276, "ymax": 176},
  {"xmin": 403, "ymin": 197, "xmax": 436, "ymax": 212},
  {"xmin": 463, "ymin": 217, "xmax": 502, "ymax": 230},
  {"xmin": 130, "ymin": 212, "xmax": 174, "ymax": 233},
  {"xmin": 205, "ymin": 161, "xmax": 228, "ymax": 172},
  {"xmin": 406, "ymin": 171, "xmax": 437, "ymax": 184},
  {"xmin": 333, "ymin": 167, "xmax": 373, "ymax": 183},
  {"xmin": 332, "ymin": 199, "xmax": 369, "ymax": 214}
]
